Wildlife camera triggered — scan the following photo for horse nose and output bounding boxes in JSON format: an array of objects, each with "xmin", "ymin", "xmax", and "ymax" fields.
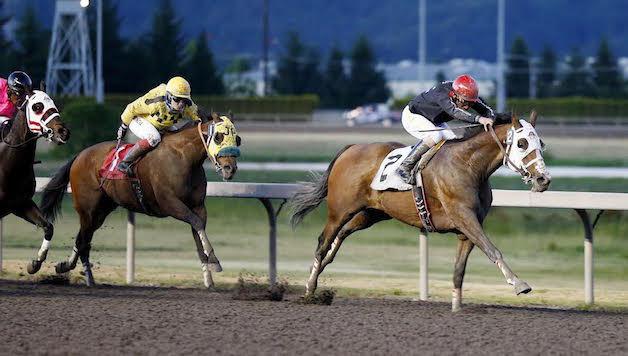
[
  {"xmin": 537, "ymin": 174, "xmax": 551, "ymax": 187},
  {"xmin": 59, "ymin": 127, "xmax": 70, "ymax": 140}
]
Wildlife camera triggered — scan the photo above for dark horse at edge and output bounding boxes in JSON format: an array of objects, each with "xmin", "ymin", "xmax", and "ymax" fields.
[{"xmin": 0, "ymin": 88, "xmax": 69, "ymax": 274}]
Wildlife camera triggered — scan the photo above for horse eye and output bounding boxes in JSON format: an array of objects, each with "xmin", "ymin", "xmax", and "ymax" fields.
[
  {"xmin": 32, "ymin": 102, "xmax": 44, "ymax": 114},
  {"xmin": 214, "ymin": 133, "xmax": 224, "ymax": 144},
  {"xmin": 517, "ymin": 138, "xmax": 528, "ymax": 150},
  {"xmin": 236, "ymin": 135, "xmax": 242, "ymax": 147}
]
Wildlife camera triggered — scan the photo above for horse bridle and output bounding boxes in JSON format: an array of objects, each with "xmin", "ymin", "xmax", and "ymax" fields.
[
  {"xmin": 489, "ymin": 125, "xmax": 537, "ymax": 183},
  {"xmin": 0, "ymin": 98, "xmax": 47, "ymax": 148},
  {"xmin": 197, "ymin": 121, "xmax": 222, "ymax": 173}
]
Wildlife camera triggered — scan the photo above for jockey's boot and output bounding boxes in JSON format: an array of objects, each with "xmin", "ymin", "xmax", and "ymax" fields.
[
  {"xmin": 396, "ymin": 140, "xmax": 431, "ymax": 184},
  {"xmin": 117, "ymin": 141, "xmax": 152, "ymax": 175}
]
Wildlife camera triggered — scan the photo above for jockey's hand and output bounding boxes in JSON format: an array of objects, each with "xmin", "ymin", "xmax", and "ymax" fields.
[
  {"xmin": 478, "ymin": 117, "xmax": 494, "ymax": 131},
  {"xmin": 117, "ymin": 124, "xmax": 128, "ymax": 141}
]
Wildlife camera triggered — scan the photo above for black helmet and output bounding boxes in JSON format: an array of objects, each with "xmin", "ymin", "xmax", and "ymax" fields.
[{"xmin": 7, "ymin": 71, "xmax": 33, "ymax": 97}]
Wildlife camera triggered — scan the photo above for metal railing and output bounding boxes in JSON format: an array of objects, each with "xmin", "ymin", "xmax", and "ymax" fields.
[{"xmin": 1, "ymin": 179, "xmax": 627, "ymax": 305}]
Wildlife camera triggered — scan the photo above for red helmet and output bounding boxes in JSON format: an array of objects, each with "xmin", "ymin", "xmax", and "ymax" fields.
[{"xmin": 452, "ymin": 74, "xmax": 479, "ymax": 102}]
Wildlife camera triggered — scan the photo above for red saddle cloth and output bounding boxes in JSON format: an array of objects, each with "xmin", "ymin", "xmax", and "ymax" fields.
[{"xmin": 99, "ymin": 144, "xmax": 135, "ymax": 180}]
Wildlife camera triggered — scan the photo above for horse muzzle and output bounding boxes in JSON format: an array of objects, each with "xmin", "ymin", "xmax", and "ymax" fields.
[{"xmin": 531, "ymin": 173, "xmax": 551, "ymax": 193}]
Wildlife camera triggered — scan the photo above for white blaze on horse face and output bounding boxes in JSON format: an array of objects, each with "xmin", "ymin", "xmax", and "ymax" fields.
[
  {"xmin": 25, "ymin": 90, "xmax": 60, "ymax": 138},
  {"xmin": 505, "ymin": 119, "xmax": 548, "ymax": 181}
]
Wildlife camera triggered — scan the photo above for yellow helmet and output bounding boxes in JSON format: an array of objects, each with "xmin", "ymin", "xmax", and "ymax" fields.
[{"xmin": 166, "ymin": 76, "xmax": 192, "ymax": 100}]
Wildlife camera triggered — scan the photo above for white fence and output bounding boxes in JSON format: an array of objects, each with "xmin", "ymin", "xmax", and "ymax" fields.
[{"xmin": 1, "ymin": 178, "xmax": 627, "ymax": 306}]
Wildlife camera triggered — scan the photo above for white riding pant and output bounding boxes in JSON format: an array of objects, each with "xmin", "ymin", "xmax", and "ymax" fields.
[
  {"xmin": 128, "ymin": 117, "xmax": 177, "ymax": 147},
  {"xmin": 401, "ymin": 106, "xmax": 457, "ymax": 146}
]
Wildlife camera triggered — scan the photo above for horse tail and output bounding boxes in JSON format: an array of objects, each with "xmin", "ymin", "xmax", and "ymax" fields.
[
  {"xmin": 289, "ymin": 145, "xmax": 354, "ymax": 229},
  {"xmin": 41, "ymin": 155, "xmax": 77, "ymax": 223}
]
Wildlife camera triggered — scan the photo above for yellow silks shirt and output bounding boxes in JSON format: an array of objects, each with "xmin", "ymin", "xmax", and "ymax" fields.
[{"xmin": 120, "ymin": 84, "xmax": 201, "ymax": 130}]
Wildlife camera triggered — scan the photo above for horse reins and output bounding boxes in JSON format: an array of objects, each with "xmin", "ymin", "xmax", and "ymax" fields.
[{"xmin": 197, "ymin": 122, "xmax": 221, "ymax": 172}]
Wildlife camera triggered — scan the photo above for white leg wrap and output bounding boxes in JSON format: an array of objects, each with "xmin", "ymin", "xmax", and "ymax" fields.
[
  {"xmin": 37, "ymin": 239, "xmax": 51, "ymax": 260},
  {"xmin": 198, "ymin": 230, "xmax": 213, "ymax": 257},
  {"xmin": 452, "ymin": 288, "xmax": 462, "ymax": 312},
  {"xmin": 496, "ymin": 259, "xmax": 515, "ymax": 285},
  {"xmin": 201, "ymin": 263, "xmax": 214, "ymax": 288},
  {"xmin": 69, "ymin": 247, "xmax": 79, "ymax": 265}
]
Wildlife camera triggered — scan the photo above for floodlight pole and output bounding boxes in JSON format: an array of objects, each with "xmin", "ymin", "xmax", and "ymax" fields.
[
  {"xmin": 418, "ymin": 0, "xmax": 426, "ymax": 83},
  {"xmin": 96, "ymin": 0, "xmax": 104, "ymax": 103},
  {"xmin": 496, "ymin": 0, "xmax": 506, "ymax": 111}
]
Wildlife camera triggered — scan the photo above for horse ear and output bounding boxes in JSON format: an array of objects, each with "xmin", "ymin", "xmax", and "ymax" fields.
[
  {"xmin": 39, "ymin": 80, "xmax": 46, "ymax": 92},
  {"xmin": 228, "ymin": 110, "xmax": 234, "ymax": 121},
  {"xmin": 211, "ymin": 111, "xmax": 219, "ymax": 122},
  {"xmin": 529, "ymin": 110, "xmax": 538, "ymax": 127},
  {"xmin": 511, "ymin": 110, "xmax": 521, "ymax": 128}
]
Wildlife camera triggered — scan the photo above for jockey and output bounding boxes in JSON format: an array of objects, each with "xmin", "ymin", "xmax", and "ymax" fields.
[
  {"xmin": 396, "ymin": 74, "xmax": 495, "ymax": 184},
  {"xmin": 0, "ymin": 71, "xmax": 33, "ymax": 125},
  {"xmin": 116, "ymin": 76, "xmax": 201, "ymax": 173}
]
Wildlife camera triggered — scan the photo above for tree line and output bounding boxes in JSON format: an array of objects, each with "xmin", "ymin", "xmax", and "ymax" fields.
[{"xmin": 507, "ymin": 36, "xmax": 626, "ymax": 98}]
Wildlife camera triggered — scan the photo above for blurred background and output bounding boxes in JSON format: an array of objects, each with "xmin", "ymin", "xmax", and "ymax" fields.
[{"xmin": 0, "ymin": 0, "xmax": 626, "ymax": 308}]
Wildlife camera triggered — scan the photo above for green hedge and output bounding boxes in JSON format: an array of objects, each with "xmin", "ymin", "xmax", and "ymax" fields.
[
  {"xmin": 56, "ymin": 94, "xmax": 320, "ymax": 116},
  {"xmin": 52, "ymin": 98, "xmax": 119, "ymax": 157},
  {"xmin": 392, "ymin": 96, "xmax": 628, "ymax": 118}
]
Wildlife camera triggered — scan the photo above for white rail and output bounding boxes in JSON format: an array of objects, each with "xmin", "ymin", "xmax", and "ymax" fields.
[{"xmin": 1, "ymin": 179, "xmax": 627, "ymax": 305}]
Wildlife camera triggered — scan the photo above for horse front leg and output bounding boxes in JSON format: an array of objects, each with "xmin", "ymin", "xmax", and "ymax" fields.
[
  {"xmin": 13, "ymin": 201, "xmax": 53, "ymax": 274},
  {"xmin": 167, "ymin": 201, "xmax": 221, "ymax": 288},
  {"xmin": 452, "ymin": 235, "xmax": 474, "ymax": 312},
  {"xmin": 453, "ymin": 210, "xmax": 531, "ymax": 296}
]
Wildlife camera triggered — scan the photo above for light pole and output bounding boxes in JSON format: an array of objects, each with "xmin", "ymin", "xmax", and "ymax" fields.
[
  {"xmin": 262, "ymin": 0, "xmax": 269, "ymax": 96},
  {"xmin": 496, "ymin": 0, "xmax": 505, "ymax": 112},
  {"xmin": 418, "ymin": 0, "xmax": 426, "ymax": 84},
  {"xmin": 96, "ymin": 0, "xmax": 103, "ymax": 103},
  {"xmin": 81, "ymin": 0, "xmax": 104, "ymax": 103}
]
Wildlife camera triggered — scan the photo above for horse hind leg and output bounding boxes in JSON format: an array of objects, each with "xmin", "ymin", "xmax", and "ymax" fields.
[
  {"xmin": 321, "ymin": 209, "xmax": 389, "ymax": 268},
  {"xmin": 305, "ymin": 209, "xmax": 386, "ymax": 296},
  {"xmin": 452, "ymin": 235, "xmax": 474, "ymax": 312}
]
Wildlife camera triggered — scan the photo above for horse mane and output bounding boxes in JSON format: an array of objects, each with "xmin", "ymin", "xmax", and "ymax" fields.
[{"xmin": 447, "ymin": 112, "xmax": 512, "ymax": 143}]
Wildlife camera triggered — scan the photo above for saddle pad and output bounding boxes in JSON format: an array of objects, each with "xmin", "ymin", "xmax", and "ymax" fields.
[
  {"xmin": 99, "ymin": 144, "xmax": 134, "ymax": 180},
  {"xmin": 370, "ymin": 146, "xmax": 414, "ymax": 191}
]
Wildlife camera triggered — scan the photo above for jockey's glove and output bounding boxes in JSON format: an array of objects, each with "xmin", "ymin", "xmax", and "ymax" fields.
[{"xmin": 117, "ymin": 124, "xmax": 128, "ymax": 141}]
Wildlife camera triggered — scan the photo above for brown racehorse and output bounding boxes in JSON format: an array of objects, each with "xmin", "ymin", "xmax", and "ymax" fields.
[
  {"xmin": 0, "ymin": 88, "xmax": 70, "ymax": 274},
  {"xmin": 39, "ymin": 113, "xmax": 240, "ymax": 287},
  {"xmin": 290, "ymin": 112, "xmax": 551, "ymax": 311}
]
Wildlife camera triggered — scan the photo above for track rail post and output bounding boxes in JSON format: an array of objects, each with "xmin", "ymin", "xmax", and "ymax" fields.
[
  {"xmin": 419, "ymin": 231, "xmax": 428, "ymax": 301},
  {"xmin": 258, "ymin": 198, "xmax": 287, "ymax": 286},
  {"xmin": 575, "ymin": 209, "xmax": 594, "ymax": 305}
]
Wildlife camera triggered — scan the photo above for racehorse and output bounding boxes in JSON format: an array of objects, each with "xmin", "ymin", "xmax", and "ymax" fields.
[
  {"xmin": 40, "ymin": 112, "xmax": 241, "ymax": 287},
  {"xmin": 0, "ymin": 87, "xmax": 70, "ymax": 274},
  {"xmin": 290, "ymin": 112, "xmax": 551, "ymax": 311}
]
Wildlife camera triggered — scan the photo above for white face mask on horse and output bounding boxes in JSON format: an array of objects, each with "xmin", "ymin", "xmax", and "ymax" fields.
[
  {"xmin": 503, "ymin": 119, "xmax": 550, "ymax": 186},
  {"xmin": 24, "ymin": 90, "xmax": 63, "ymax": 142}
]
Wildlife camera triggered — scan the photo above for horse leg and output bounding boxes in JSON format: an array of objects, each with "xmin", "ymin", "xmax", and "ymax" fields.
[
  {"xmin": 452, "ymin": 235, "xmax": 475, "ymax": 312},
  {"xmin": 12, "ymin": 200, "xmax": 53, "ymax": 274},
  {"xmin": 453, "ymin": 210, "xmax": 531, "ymax": 295},
  {"xmin": 190, "ymin": 204, "xmax": 216, "ymax": 289},
  {"xmin": 305, "ymin": 210, "xmax": 358, "ymax": 296},
  {"xmin": 165, "ymin": 198, "xmax": 222, "ymax": 273},
  {"xmin": 55, "ymin": 202, "xmax": 115, "ymax": 287},
  {"xmin": 320, "ymin": 210, "xmax": 388, "ymax": 269}
]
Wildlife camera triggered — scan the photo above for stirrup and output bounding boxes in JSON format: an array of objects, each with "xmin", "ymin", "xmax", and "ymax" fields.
[{"xmin": 117, "ymin": 161, "xmax": 132, "ymax": 174}]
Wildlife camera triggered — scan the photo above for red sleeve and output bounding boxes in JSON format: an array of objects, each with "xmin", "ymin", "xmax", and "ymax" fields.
[{"xmin": 0, "ymin": 78, "xmax": 16, "ymax": 118}]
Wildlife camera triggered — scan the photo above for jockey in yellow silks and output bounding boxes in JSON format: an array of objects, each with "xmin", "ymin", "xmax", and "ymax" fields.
[{"xmin": 115, "ymin": 76, "xmax": 201, "ymax": 173}]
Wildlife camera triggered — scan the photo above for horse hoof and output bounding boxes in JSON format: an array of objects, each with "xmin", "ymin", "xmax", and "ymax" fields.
[
  {"xmin": 27, "ymin": 260, "xmax": 42, "ymax": 274},
  {"xmin": 55, "ymin": 262, "xmax": 74, "ymax": 274},
  {"xmin": 515, "ymin": 281, "xmax": 532, "ymax": 295},
  {"xmin": 208, "ymin": 262, "xmax": 222, "ymax": 273}
]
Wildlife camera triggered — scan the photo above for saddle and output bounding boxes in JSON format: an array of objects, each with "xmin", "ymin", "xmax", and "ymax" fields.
[
  {"xmin": 370, "ymin": 141, "xmax": 446, "ymax": 232},
  {"xmin": 99, "ymin": 144, "xmax": 152, "ymax": 214}
]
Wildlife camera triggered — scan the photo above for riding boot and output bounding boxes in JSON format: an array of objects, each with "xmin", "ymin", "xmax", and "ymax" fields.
[
  {"xmin": 396, "ymin": 140, "xmax": 431, "ymax": 184},
  {"xmin": 117, "ymin": 141, "xmax": 153, "ymax": 174}
]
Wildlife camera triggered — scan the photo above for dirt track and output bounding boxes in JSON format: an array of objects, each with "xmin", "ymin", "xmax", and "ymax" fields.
[{"xmin": 1, "ymin": 279, "xmax": 626, "ymax": 355}]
